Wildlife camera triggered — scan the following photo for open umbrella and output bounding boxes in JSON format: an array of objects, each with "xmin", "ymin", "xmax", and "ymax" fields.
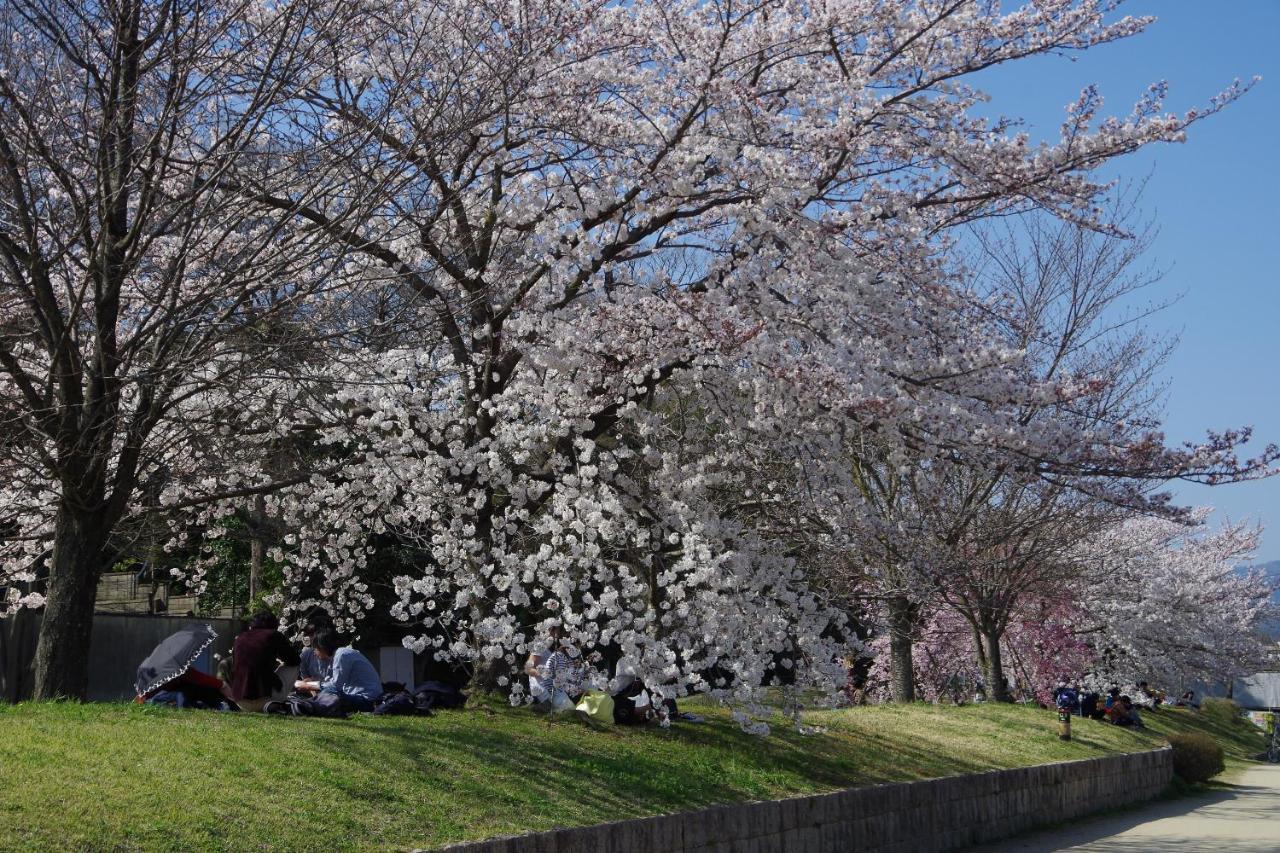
[{"xmin": 135, "ymin": 624, "xmax": 218, "ymax": 697}]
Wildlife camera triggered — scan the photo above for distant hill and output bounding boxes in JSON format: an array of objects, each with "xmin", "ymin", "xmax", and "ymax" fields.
[{"xmin": 1253, "ymin": 559, "xmax": 1280, "ymax": 589}]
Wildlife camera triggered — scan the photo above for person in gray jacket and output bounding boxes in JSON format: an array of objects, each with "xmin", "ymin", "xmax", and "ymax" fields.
[{"xmin": 294, "ymin": 629, "xmax": 382, "ymax": 713}]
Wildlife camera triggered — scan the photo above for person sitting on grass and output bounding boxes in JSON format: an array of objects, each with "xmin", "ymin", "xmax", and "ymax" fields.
[
  {"xmin": 1123, "ymin": 695, "xmax": 1146, "ymax": 728},
  {"xmin": 1134, "ymin": 681, "xmax": 1159, "ymax": 709},
  {"xmin": 230, "ymin": 611, "xmax": 301, "ymax": 713},
  {"xmin": 1108, "ymin": 695, "xmax": 1145, "ymax": 728},
  {"xmin": 1175, "ymin": 690, "xmax": 1200, "ymax": 710},
  {"xmin": 293, "ymin": 629, "xmax": 383, "ymax": 714},
  {"xmin": 611, "ymin": 654, "xmax": 657, "ymax": 724},
  {"xmin": 297, "ymin": 612, "xmax": 335, "ymax": 690},
  {"xmin": 138, "ymin": 666, "xmax": 236, "ymax": 709},
  {"xmin": 1081, "ymin": 691, "xmax": 1107, "ymax": 721},
  {"xmin": 608, "ymin": 652, "xmax": 702, "ymax": 725},
  {"xmin": 543, "ymin": 637, "xmax": 591, "ymax": 712},
  {"xmin": 523, "ymin": 623, "xmax": 566, "ymax": 705}
]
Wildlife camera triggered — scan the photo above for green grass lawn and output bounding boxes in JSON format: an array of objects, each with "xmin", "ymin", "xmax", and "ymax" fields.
[{"xmin": 0, "ymin": 698, "xmax": 1267, "ymax": 851}]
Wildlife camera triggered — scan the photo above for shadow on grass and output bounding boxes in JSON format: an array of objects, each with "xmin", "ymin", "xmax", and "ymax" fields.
[
  {"xmin": 289, "ymin": 703, "xmax": 1125, "ymax": 845},
  {"xmin": 0, "ymin": 699, "xmax": 1218, "ymax": 850}
]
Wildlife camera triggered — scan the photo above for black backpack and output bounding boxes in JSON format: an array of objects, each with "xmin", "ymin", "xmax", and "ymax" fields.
[
  {"xmin": 264, "ymin": 692, "xmax": 348, "ymax": 718},
  {"xmin": 371, "ymin": 681, "xmax": 465, "ymax": 716},
  {"xmin": 414, "ymin": 681, "xmax": 466, "ymax": 710}
]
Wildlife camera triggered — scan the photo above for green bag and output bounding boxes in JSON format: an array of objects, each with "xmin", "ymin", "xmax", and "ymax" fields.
[{"xmin": 575, "ymin": 690, "xmax": 615, "ymax": 725}]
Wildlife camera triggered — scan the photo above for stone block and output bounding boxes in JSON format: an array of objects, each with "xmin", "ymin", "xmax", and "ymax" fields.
[
  {"xmin": 852, "ymin": 784, "xmax": 884, "ymax": 816},
  {"xmin": 647, "ymin": 814, "xmax": 684, "ymax": 851},
  {"xmin": 526, "ymin": 831, "xmax": 560, "ymax": 853},
  {"xmin": 686, "ymin": 807, "xmax": 717, "ymax": 847},
  {"xmin": 791, "ymin": 793, "xmax": 821, "ymax": 831},
  {"xmin": 833, "ymin": 788, "xmax": 862, "ymax": 823},
  {"xmin": 783, "ymin": 825, "xmax": 820, "ymax": 853},
  {"xmin": 754, "ymin": 832, "xmax": 788, "ymax": 853},
  {"xmin": 904, "ymin": 778, "xmax": 937, "ymax": 807},
  {"xmin": 856, "ymin": 816, "xmax": 881, "ymax": 849},
  {"xmin": 549, "ymin": 826, "xmax": 603, "ymax": 853},
  {"xmin": 818, "ymin": 791, "xmax": 850, "ymax": 826},
  {"xmin": 869, "ymin": 811, "xmax": 899, "ymax": 846},
  {"xmin": 694, "ymin": 842, "xmax": 733, "ymax": 853},
  {"xmin": 774, "ymin": 794, "xmax": 800, "ymax": 832},
  {"xmin": 746, "ymin": 799, "xmax": 781, "ymax": 840},
  {"xmin": 969, "ymin": 772, "xmax": 996, "ymax": 799},
  {"xmin": 704, "ymin": 804, "xmax": 744, "ymax": 842},
  {"xmin": 819, "ymin": 818, "xmax": 855, "ymax": 852}
]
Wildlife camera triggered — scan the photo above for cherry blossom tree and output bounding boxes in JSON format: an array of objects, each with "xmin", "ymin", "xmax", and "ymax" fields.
[
  {"xmin": 215, "ymin": 0, "xmax": 1274, "ymax": 717},
  {"xmin": 0, "ymin": 0, "xmax": 356, "ymax": 698},
  {"xmin": 1078, "ymin": 511, "xmax": 1279, "ymax": 690},
  {"xmin": 864, "ymin": 598, "xmax": 1092, "ymax": 704},
  {"xmin": 844, "ymin": 193, "xmax": 1224, "ymax": 703},
  {"xmin": 5, "ymin": 0, "xmax": 1276, "ymax": 710}
]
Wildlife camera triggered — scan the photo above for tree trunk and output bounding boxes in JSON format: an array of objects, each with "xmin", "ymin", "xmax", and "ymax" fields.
[
  {"xmin": 971, "ymin": 623, "xmax": 988, "ymax": 675},
  {"xmin": 32, "ymin": 509, "xmax": 108, "ymax": 700},
  {"xmin": 980, "ymin": 624, "xmax": 1009, "ymax": 703},
  {"xmin": 248, "ymin": 494, "xmax": 265, "ymax": 607},
  {"xmin": 145, "ymin": 537, "xmax": 161, "ymax": 614},
  {"xmin": 886, "ymin": 595, "xmax": 917, "ymax": 703}
]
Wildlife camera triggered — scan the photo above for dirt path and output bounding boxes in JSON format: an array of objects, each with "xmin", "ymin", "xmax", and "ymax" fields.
[{"xmin": 977, "ymin": 763, "xmax": 1280, "ymax": 852}]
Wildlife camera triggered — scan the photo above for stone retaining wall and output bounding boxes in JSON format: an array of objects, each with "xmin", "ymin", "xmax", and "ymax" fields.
[{"xmin": 432, "ymin": 747, "xmax": 1172, "ymax": 853}]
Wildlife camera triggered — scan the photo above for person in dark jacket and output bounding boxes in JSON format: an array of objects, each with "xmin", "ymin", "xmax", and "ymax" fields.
[{"xmin": 231, "ymin": 612, "xmax": 301, "ymax": 712}]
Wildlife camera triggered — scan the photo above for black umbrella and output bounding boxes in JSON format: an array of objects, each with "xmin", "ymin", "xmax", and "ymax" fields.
[{"xmin": 135, "ymin": 624, "xmax": 218, "ymax": 697}]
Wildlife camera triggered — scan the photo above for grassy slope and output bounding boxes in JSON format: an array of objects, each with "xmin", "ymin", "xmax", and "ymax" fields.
[{"xmin": 0, "ymin": 699, "xmax": 1266, "ymax": 852}]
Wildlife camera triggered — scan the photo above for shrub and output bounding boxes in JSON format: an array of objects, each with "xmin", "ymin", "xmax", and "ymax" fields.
[
  {"xmin": 1201, "ymin": 697, "xmax": 1242, "ymax": 725},
  {"xmin": 1167, "ymin": 732, "xmax": 1226, "ymax": 783}
]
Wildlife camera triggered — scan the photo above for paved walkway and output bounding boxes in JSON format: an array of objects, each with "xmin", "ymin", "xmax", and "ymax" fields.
[{"xmin": 978, "ymin": 763, "xmax": 1280, "ymax": 852}]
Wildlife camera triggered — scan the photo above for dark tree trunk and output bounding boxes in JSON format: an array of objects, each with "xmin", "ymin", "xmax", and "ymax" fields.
[
  {"xmin": 980, "ymin": 623, "xmax": 1010, "ymax": 703},
  {"xmin": 971, "ymin": 623, "xmax": 988, "ymax": 675},
  {"xmin": 468, "ymin": 657, "xmax": 507, "ymax": 696},
  {"xmin": 248, "ymin": 494, "xmax": 265, "ymax": 607},
  {"xmin": 32, "ymin": 509, "xmax": 108, "ymax": 700},
  {"xmin": 887, "ymin": 595, "xmax": 917, "ymax": 703}
]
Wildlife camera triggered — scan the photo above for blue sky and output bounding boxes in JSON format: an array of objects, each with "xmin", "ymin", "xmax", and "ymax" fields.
[{"xmin": 975, "ymin": 1, "xmax": 1280, "ymax": 560}]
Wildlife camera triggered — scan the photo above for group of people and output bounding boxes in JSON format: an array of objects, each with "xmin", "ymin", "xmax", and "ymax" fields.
[
  {"xmin": 1055, "ymin": 684, "xmax": 1142, "ymax": 727},
  {"xmin": 1053, "ymin": 680, "xmax": 1202, "ymax": 730},
  {"xmin": 522, "ymin": 623, "xmax": 697, "ymax": 726},
  {"xmin": 136, "ymin": 613, "xmax": 694, "ymax": 726},
  {"xmin": 136, "ymin": 612, "xmax": 384, "ymax": 715}
]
